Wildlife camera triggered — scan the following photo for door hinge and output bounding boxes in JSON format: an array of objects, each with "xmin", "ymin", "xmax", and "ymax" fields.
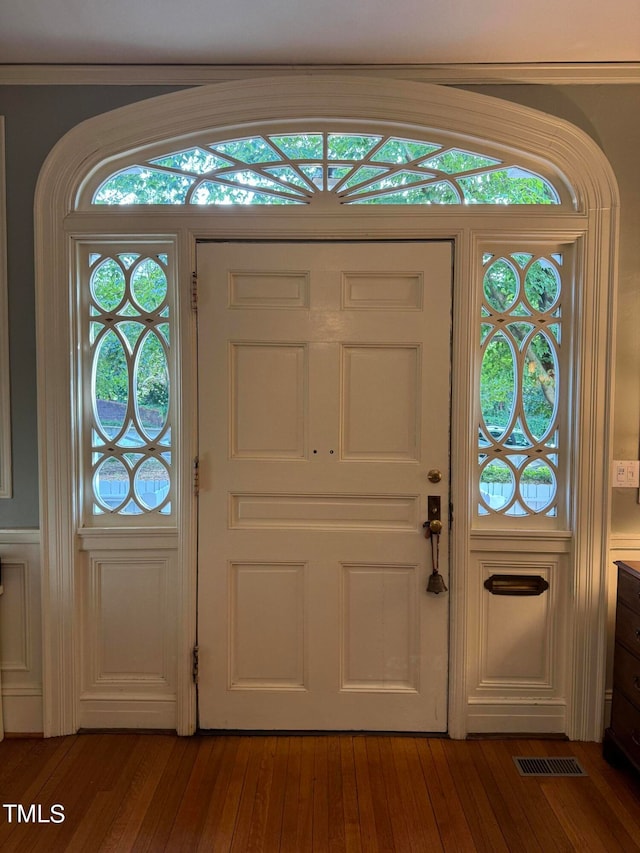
[
  {"xmin": 191, "ymin": 271, "xmax": 198, "ymax": 312},
  {"xmin": 192, "ymin": 644, "xmax": 199, "ymax": 684},
  {"xmin": 193, "ymin": 456, "xmax": 200, "ymax": 497}
]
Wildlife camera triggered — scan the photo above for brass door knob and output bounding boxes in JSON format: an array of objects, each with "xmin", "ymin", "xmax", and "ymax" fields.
[{"xmin": 427, "ymin": 469, "xmax": 442, "ymax": 483}]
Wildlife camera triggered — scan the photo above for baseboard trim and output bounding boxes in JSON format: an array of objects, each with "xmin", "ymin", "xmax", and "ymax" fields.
[
  {"xmin": 2, "ymin": 731, "xmax": 44, "ymax": 738},
  {"xmin": 466, "ymin": 702, "xmax": 567, "ymax": 735}
]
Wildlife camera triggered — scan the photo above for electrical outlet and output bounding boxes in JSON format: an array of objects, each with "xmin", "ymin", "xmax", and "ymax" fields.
[{"xmin": 612, "ymin": 460, "xmax": 640, "ymax": 488}]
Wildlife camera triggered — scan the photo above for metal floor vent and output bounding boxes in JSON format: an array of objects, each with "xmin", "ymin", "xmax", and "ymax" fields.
[{"xmin": 513, "ymin": 756, "xmax": 587, "ymax": 777}]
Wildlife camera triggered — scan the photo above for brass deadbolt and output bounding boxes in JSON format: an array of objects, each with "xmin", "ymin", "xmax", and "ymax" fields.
[{"xmin": 427, "ymin": 469, "xmax": 442, "ymax": 483}]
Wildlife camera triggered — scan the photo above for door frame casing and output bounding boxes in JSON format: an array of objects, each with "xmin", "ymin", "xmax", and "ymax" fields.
[{"xmin": 34, "ymin": 76, "xmax": 618, "ymax": 738}]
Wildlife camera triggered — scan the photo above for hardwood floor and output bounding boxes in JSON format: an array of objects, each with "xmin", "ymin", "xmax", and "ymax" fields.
[{"xmin": 0, "ymin": 734, "xmax": 639, "ymax": 851}]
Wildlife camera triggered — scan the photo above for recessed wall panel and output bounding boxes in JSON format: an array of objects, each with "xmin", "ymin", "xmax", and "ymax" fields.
[
  {"xmin": 342, "ymin": 564, "xmax": 418, "ymax": 691},
  {"xmin": 0, "ymin": 562, "xmax": 29, "ymax": 671},
  {"xmin": 97, "ymin": 560, "xmax": 168, "ymax": 680},
  {"xmin": 341, "ymin": 345, "xmax": 420, "ymax": 460},
  {"xmin": 230, "ymin": 562, "xmax": 306, "ymax": 689},
  {"xmin": 231, "ymin": 343, "xmax": 307, "ymax": 459},
  {"xmin": 480, "ymin": 563, "xmax": 554, "ymax": 688},
  {"xmin": 229, "ymin": 271, "xmax": 310, "ymax": 309},
  {"xmin": 342, "ymin": 272, "xmax": 423, "ymax": 310}
]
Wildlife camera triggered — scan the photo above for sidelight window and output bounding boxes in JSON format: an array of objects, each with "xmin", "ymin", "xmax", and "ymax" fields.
[
  {"xmin": 82, "ymin": 245, "xmax": 173, "ymax": 519},
  {"xmin": 478, "ymin": 250, "xmax": 565, "ymax": 518}
]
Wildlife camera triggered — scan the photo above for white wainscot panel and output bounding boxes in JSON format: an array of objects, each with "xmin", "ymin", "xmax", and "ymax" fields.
[
  {"xmin": 466, "ymin": 554, "xmax": 567, "ymax": 734},
  {"xmin": 0, "ymin": 561, "xmax": 31, "ymax": 673},
  {"xmin": 80, "ymin": 551, "xmax": 177, "ymax": 730},
  {"xmin": 0, "ymin": 533, "xmax": 43, "ymax": 734},
  {"xmin": 231, "ymin": 343, "xmax": 307, "ymax": 459},
  {"xmin": 341, "ymin": 563, "xmax": 418, "ymax": 692},
  {"xmin": 229, "ymin": 270, "xmax": 310, "ymax": 309},
  {"xmin": 230, "ymin": 562, "xmax": 306, "ymax": 690},
  {"xmin": 481, "ymin": 564, "xmax": 554, "ymax": 689},
  {"xmin": 342, "ymin": 271, "xmax": 423, "ymax": 311},
  {"xmin": 341, "ymin": 345, "xmax": 420, "ymax": 461}
]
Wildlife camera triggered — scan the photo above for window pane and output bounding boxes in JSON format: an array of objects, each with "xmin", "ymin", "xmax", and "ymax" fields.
[
  {"xmin": 420, "ymin": 149, "xmax": 501, "ymax": 174},
  {"xmin": 459, "ymin": 169, "xmax": 559, "ymax": 204},
  {"xmin": 370, "ymin": 138, "xmax": 440, "ymax": 163},
  {"xmin": 92, "ymin": 132, "xmax": 563, "ymax": 207},
  {"xmin": 94, "ymin": 167, "xmax": 194, "ymax": 204},
  {"xmin": 86, "ymin": 248, "xmax": 174, "ymax": 520},
  {"xmin": 269, "ymin": 134, "xmax": 323, "ymax": 159},
  {"xmin": 478, "ymin": 251, "xmax": 563, "ymax": 519},
  {"xmin": 480, "ymin": 332, "xmax": 516, "ymax": 434}
]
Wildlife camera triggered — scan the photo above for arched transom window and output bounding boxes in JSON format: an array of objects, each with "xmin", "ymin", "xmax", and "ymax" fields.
[{"xmin": 92, "ymin": 131, "xmax": 563, "ymax": 207}]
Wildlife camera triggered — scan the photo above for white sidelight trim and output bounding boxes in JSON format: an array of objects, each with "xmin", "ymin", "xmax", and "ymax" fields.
[{"xmin": 34, "ymin": 77, "xmax": 618, "ymax": 739}]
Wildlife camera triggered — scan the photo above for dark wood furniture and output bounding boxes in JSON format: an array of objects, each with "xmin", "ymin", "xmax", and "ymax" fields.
[{"xmin": 604, "ymin": 560, "xmax": 640, "ymax": 775}]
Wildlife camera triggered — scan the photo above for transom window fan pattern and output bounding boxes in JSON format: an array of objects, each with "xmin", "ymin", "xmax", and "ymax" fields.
[
  {"xmin": 479, "ymin": 251, "xmax": 563, "ymax": 517},
  {"xmin": 88, "ymin": 250, "xmax": 172, "ymax": 517},
  {"xmin": 93, "ymin": 133, "xmax": 561, "ymax": 206}
]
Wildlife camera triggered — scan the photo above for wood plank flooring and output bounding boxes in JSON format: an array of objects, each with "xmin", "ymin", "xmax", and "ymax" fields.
[{"xmin": 0, "ymin": 734, "xmax": 638, "ymax": 851}]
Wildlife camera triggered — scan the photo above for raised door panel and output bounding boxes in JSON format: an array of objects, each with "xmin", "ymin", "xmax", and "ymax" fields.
[
  {"xmin": 230, "ymin": 343, "xmax": 307, "ymax": 459},
  {"xmin": 341, "ymin": 345, "xmax": 420, "ymax": 460}
]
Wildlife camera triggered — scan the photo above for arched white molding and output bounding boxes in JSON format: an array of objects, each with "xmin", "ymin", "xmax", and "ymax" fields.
[{"xmin": 35, "ymin": 76, "xmax": 619, "ymax": 739}]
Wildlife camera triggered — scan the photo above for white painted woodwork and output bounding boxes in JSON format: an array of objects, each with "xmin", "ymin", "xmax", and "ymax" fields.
[
  {"xmin": 34, "ymin": 77, "xmax": 618, "ymax": 739},
  {"xmin": 230, "ymin": 493, "xmax": 419, "ymax": 530},
  {"xmin": 77, "ymin": 542, "xmax": 179, "ymax": 730},
  {"xmin": 197, "ymin": 241, "xmax": 451, "ymax": 731},
  {"xmin": 464, "ymin": 546, "xmax": 569, "ymax": 734},
  {"xmin": 479, "ymin": 561, "xmax": 559, "ymax": 687},
  {"xmin": 0, "ymin": 532, "xmax": 42, "ymax": 734}
]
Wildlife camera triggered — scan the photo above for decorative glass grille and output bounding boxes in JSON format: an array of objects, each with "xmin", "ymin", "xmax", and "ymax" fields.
[
  {"xmin": 478, "ymin": 251, "xmax": 563, "ymax": 518},
  {"xmin": 86, "ymin": 248, "xmax": 172, "ymax": 518},
  {"xmin": 92, "ymin": 132, "xmax": 560, "ymax": 207}
]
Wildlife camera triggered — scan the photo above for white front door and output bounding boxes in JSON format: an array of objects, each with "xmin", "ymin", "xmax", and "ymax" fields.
[{"xmin": 197, "ymin": 241, "xmax": 452, "ymax": 731}]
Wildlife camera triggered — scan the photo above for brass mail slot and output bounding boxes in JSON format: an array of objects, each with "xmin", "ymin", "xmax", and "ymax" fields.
[{"xmin": 484, "ymin": 574, "xmax": 549, "ymax": 596}]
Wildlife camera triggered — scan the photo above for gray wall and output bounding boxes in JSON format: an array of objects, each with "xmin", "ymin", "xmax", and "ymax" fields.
[
  {"xmin": 0, "ymin": 82, "xmax": 638, "ymax": 531},
  {"xmin": 0, "ymin": 87, "xmax": 179, "ymax": 527}
]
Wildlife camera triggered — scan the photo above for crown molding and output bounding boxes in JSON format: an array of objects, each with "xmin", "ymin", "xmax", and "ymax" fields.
[{"xmin": 1, "ymin": 62, "xmax": 639, "ymax": 87}]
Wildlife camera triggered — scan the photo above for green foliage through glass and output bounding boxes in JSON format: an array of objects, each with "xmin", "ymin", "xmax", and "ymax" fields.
[
  {"xmin": 478, "ymin": 251, "xmax": 562, "ymax": 518},
  {"xmin": 93, "ymin": 133, "xmax": 562, "ymax": 207},
  {"xmin": 88, "ymin": 250, "xmax": 172, "ymax": 517}
]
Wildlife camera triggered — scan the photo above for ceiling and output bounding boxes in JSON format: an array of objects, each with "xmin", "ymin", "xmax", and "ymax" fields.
[{"xmin": 0, "ymin": 0, "xmax": 639, "ymax": 66}]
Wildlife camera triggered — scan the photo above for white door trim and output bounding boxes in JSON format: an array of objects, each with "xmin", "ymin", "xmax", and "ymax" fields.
[{"xmin": 34, "ymin": 76, "xmax": 618, "ymax": 738}]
